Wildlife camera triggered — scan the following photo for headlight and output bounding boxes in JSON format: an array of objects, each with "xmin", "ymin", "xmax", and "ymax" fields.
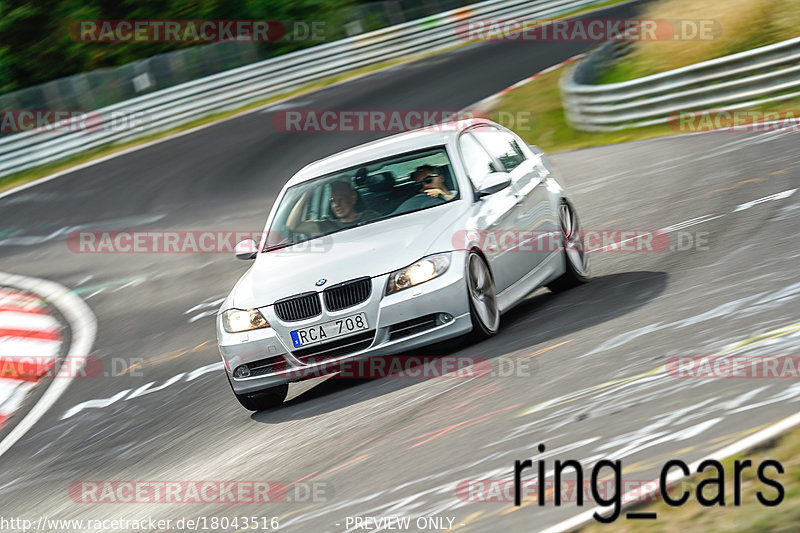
[
  {"xmin": 221, "ymin": 309, "xmax": 269, "ymax": 333},
  {"xmin": 386, "ymin": 253, "xmax": 451, "ymax": 294}
]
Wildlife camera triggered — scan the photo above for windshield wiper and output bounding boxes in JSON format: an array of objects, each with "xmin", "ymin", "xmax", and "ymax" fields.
[{"xmin": 262, "ymin": 234, "xmax": 311, "ymax": 252}]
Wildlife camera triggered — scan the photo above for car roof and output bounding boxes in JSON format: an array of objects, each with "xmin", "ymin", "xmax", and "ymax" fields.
[{"xmin": 285, "ymin": 118, "xmax": 495, "ymax": 186}]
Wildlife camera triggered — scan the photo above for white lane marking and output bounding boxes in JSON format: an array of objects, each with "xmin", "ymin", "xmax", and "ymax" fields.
[
  {"xmin": 607, "ymin": 417, "xmax": 723, "ymax": 461},
  {"xmin": 587, "ymin": 184, "xmax": 798, "ymax": 254},
  {"xmin": 588, "ymin": 213, "xmax": 724, "ymax": 253},
  {"xmin": 0, "ymin": 311, "xmax": 60, "ymax": 330},
  {"xmin": 660, "ymin": 213, "xmax": 724, "ymax": 232},
  {"xmin": 60, "ymin": 389, "xmax": 131, "ymax": 420},
  {"xmin": 185, "ymin": 298, "xmax": 225, "ymax": 314},
  {"xmin": 127, "ymin": 374, "xmax": 186, "ymax": 400},
  {"xmin": 259, "ymin": 100, "xmax": 314, "ymax": 113},
  {"xmin": 729, "ymin": 383, "xmax": 800, "ymax": 414},
  {"xmin": 0, "ymin": 338, "xmax": 61, "ymax": 358},
  {"xmin": 572, "ymin": 132, "xmax": 796, "ymax": 195},
  {"xmin": 111, "ymin": 279, "xmax": 144, "ymax": 293},
  {"xmin": 85, "ymin": 289, "xmax": 105, "ymax": 300},
  {"xmin": 75, "ymin": 275, "xmax": 94, "ymax": 287},
  {"xmin": 188, "ymin": 310, "xmax": 217, "ymax": 323},
  {"xmin": 60, "ymin": 361, "xmax": 223, "ymax": 419},
  {"xmin": 733, "ymin": 188, "xmax": 797, "ymax": 212},
  {"xmin": 540, "ymin": 409, "xmax": 800, "ymax": 532},
  {"xmin": 186, "ymin": 297, "xmax": 225, "ymax": 323},
  {"xmin": 583, "ymin": 293, "xmax": 800, "ymax": 360},
  {"xmin": 0, "ymin": 272, "xmax": 97, "ymax": 459}
]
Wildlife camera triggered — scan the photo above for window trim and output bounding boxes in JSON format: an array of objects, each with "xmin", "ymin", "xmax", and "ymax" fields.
[
  {"xmin": 456, "ymin": 128, "xmax": 505, "ymax": 201},
  {"xmin": 470, "ymin": 128, "xmax": 528, "ymax": 174}
]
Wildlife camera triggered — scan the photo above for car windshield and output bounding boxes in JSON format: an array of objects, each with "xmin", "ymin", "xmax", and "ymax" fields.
[{"xmin": 263, "ymin": 147, "xmax": 459, "ymax": 252}]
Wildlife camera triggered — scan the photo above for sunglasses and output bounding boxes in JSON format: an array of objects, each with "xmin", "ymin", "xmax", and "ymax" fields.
[{"xmin": 417, "ymin": 173, "xmax": 439, "ymax": 185}]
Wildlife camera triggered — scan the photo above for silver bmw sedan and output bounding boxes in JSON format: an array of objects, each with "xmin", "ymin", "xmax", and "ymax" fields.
[{"xmin": 217, "ymin": 119, "xmax": 589, "ymax": 410}]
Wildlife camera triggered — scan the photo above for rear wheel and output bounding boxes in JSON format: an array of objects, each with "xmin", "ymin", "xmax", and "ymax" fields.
[
  {"xmin": 547, "ymin": 201, "xmax": 590, "ymax": 292},
  {"xmin": 466, "ymin": 252, "xmax": 500, "ymax": 339},
  {"xmin": 227, "ymin": 374, "xmax": 288, "ymax": 411}
]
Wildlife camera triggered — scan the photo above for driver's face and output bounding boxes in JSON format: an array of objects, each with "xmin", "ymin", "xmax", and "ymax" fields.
[
  {"xmin": 413, "ymin": 170, "xmax": 442, "ymax": 192},
  {"xmin": 330, "ymin": 190, "xmax": 356, "ymax": 219}
]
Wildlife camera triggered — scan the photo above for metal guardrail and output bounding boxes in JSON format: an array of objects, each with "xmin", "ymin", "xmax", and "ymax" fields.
[
  {"xmin": 0, "ymin": 0, "xmax": 607, "ymax": 179},
  {"xmin": 561, "ymin": 36, "xmax": 800, "ymax": 131}
]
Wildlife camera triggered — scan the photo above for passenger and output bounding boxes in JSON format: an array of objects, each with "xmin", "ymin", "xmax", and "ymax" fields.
[{"xmin": 287, "ymin": 180, "xmax": 379, "ymax": 235}]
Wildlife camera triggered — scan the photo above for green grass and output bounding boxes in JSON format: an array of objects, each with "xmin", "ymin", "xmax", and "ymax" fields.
[
  {"xmin": 599, "ymin": 0, "xmax": 800, "ymax": 83},
  {"xmin": 580, "ymin": 422, "xmax": 800, "ymax": 532},
  {"xmin": 487, "ymin": 66, "xmax": 686, "ymax": 152}
]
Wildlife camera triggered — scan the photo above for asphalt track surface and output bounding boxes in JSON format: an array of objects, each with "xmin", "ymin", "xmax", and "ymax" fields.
[{"xmin": 2, "ymin": 2, "xmax": 800, "ymax": 531}]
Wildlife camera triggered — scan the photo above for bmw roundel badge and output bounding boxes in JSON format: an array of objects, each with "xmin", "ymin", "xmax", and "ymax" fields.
[{"xmin": 315, "ymin": 279, "xmax": 327, "ymax": 286}]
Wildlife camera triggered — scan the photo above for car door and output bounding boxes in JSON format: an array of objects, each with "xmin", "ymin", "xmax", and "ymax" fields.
[
  {"xmin": 471, "ymin": 128, "xmax": 556, "ymax": 285},
  {"xmin": 457, "ymin": 130, "xmax": 520, "ymax": 293}
]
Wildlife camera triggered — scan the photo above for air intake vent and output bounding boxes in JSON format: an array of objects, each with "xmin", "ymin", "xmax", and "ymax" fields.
[
  {"xmin": 245, "ymin": 355, "xmax": 290, "ymax": 377},
  {"xmin": 273, "ymin": 292, "xmax": 322, "ymax": 322},
  {"xmin": 388, "ymin": 314, "xmax": 438, "ymax": 341},
  {"xmin": 323, "ymin": 277, "xmax": 371, "ymax": 312}
]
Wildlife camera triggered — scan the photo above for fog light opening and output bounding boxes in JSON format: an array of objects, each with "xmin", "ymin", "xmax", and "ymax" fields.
[
  {"xmin": 233, "ymin": 365, "xmax": 251, "ymax": 379},
  {"xmin": 436, "ymin": 313, "xmax": 454, "ymax": 326}
]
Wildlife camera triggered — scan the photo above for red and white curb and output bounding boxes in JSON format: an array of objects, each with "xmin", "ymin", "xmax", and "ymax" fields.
[
  {"xmin": 0, "ymin": 273, "xmax": 96, "ymax": 458},
  {"xmin": 0, "ymin": 287, "xmax": 64, "ymax": 428},
  {"xmin": 466, "ymin": 53, "xmax": 586, "ymax": 113}
]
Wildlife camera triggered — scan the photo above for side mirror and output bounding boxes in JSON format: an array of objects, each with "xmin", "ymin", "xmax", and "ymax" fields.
[
  {"xmin": 476, "ymin": 172, "xmax": 512, "ymax": 198},
  {"xmin": 235, "ymin": 239, "xmax": 258, "ymax": 260}
]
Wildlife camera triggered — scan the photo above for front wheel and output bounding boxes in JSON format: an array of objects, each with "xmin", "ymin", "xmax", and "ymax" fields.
[
  {"xmin": 547, "ymin": 201, "xmax": 590, "ymax": 293},
  {"xmin": 228, "ymin": 374, "xmax": 288, "ymax": 411},
  {"xmin": 466, "ymin": 252, "xmax": 500, "ymax": 339}
]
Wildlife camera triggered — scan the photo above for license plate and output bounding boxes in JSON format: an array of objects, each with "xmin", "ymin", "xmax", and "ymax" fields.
[{"xmin": 290, "ymin": 312, "xmax": 369, "ymax": 348}]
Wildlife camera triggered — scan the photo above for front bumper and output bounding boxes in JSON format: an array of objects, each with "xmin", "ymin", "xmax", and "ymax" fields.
[{"xmin": 218, "ymin": 251, "xmax": 472, "ymax": 395}]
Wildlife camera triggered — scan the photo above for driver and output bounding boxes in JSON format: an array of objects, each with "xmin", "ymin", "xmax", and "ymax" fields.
[{"xmin": 411, "ymin": 165, "xmax": 455, "ymax": 201}]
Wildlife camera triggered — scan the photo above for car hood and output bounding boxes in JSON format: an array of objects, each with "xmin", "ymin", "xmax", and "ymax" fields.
[{"xmin": 231, "ymin": 203, "xmax": 466, "ymax": 308}]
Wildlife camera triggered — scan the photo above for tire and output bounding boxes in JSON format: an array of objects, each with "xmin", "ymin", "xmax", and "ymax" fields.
[
  {"xmin": 466, "ymin": 252, "xmax": 500, "ymax": 339},
  {"xmin": 227, "ymin": 374, "xmax": 288, "ymax": 411},
  {"xmin": 547, "ymin": 200, "xmax": 591, "ymax": 293}
]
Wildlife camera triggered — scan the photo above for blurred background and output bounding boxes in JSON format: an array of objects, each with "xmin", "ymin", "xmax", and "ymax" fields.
[{"xmin": 0, "ymin": 1, "xmax": 478, "ymax": 112}]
